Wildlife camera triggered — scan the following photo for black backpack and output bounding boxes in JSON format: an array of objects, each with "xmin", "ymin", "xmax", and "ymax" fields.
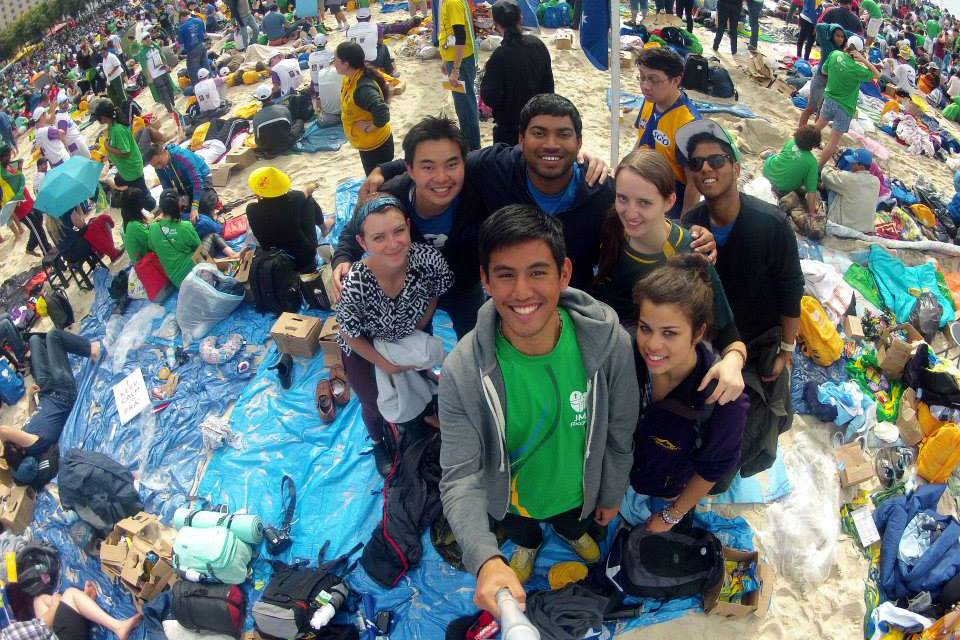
[
  {"xmin": 604, "ymin": 525, "xmax": 724, "ymax": 600},
  {"xmin": 172, "ymin": 582, "xmax": 246, "ymax": 638},
  {"xmin": 116, "ymin": 99, "xmax": 143, "ymax": 127},
  {"xmin": 660, "ymin": 26, "xmax": 690, "ymax": 49},
  {"xmin": 249, "ymin": 249, "xmax": 302, "ymax": 314},
  {"xmin": 44, "ymin": 288, "xmax": 74, "ymax": 329},
  {"xmin": 252, "ymin": 543, "xmax": 362, "ymax": 640},
  {"xmin": 15, "ymin": 545, "xmax": 60, "ymax": 597},
  {"xmin": 286, "ymin": 90, "xmax": 315, "ymax": 123},
  {"xmin": 681, "ymin": 54, "xmax": 710, "ymax": 93},
  {"xmin": 708, "ymin": 63, "xmax": 738, "ymax": 99},
  {"xmin": 58, "ymin": 449, "xmax": 143, "ymax": 533}
]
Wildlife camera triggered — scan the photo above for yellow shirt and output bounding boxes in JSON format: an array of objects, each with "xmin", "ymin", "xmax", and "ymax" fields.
[
  {"xmin": 439, "ymin": 0, "xmax": 474, "ymax": 63},
  {"xmin": 634, "ymin": 92, "xmax": 700, "ymax": 184}
]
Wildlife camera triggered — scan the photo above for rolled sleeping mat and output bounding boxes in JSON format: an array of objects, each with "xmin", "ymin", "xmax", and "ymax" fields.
[{"xmin": 173, "ymin": 508, "xmax": 264, "ymax": 545}]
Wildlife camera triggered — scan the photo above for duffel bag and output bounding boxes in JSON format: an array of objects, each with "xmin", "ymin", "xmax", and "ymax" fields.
[{"xmin": 172, "ymin": 581, "xmax": 245, "ymax": 637}]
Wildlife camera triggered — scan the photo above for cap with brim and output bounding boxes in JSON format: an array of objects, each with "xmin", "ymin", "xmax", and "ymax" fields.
[
  {"xmin": 198, "ymin": 68, "xmax": 210, "ymax": 79},
  {"xmin": 314, "ymin": 33, "xmax": 328, "ymax": 47},
  {"xmin": 847, "ymin": 34, "xmax": 864, "ymax": 51},
  {"xmin": 249, "ymin": 166, "xmax": 292, "ymax": 198},
  {"xmin": 675, "ymin": 118, "xmax": 741, "ymax": 165},
  {"xmin": 356, "ymin": 7, "xmax": 371, "ymax": 17},
  {"xmin": 32, "ymin": 106, "xmax": 46, "ymax": 121},
  {"xmin": 254, "ymin": 84, "xmax": 273, "ymax": 100}
]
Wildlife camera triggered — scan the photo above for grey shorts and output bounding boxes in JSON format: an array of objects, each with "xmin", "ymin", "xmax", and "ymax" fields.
[
  {"xmin": 820, "ymin": 97, "xmax": 853, "ymax": 133},
  {"xmin": 809, "ymin": 67, "xmax": 827, "ymax": 110}
]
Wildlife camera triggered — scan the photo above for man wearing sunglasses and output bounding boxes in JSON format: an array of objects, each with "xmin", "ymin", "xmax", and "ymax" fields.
[
  {"xmin": 677, "ymin": 118, "xmax": 804, "ymax": 484},
  {"xmin": 632, "ymin": 47, "xmax": 702, "ymax": 218}
]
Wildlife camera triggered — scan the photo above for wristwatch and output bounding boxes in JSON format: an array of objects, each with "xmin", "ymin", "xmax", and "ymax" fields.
[
  {"xmin": 779, "ymin": 341, "xmax": 796, "ymax": 354},
  {"xmin": 659, "ymin": 506, "xmax": 682, "ymax": 525}
]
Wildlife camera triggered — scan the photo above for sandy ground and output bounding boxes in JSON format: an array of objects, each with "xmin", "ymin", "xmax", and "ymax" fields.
[{"xmin": 2, "ymin": 4, "xmax": 959, "ymax": 638}]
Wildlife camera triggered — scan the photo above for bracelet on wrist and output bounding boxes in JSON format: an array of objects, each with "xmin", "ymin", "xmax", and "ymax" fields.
[{"xmin": 660, "ymin": 507, "xmax": 682, "ymax": 525}]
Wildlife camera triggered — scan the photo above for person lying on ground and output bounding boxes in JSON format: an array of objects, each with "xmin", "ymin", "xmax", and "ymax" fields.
[
  {"xmin": 4, "ymin": 580, "xmax": 141, "ymax": 640},
  {"xmin": 438, "ymin": 204, "xmax": 638, "ymax": 617},
  {"xmin": 592, "ymin": 149, "xmax": 745, "ymax": 405},
  {"xmin": 361, "ymin": 94, "xmax": 717, "ymax": 293},
  {"xmin": 0, "ymin": 330, "xmax": 104, "ymax": 489},
  {"xmin": 336, "ymin": 194, "xmax": 453, "ymax": 476},
  {"xmin": 628, "ymin": 254, "xmax": 747, "ymax": 532}
]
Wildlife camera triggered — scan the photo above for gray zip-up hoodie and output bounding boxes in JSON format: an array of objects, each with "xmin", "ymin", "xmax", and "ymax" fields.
[{"xmin": 438, "ymin": 288, "xmax": 639, "ymax": 576}]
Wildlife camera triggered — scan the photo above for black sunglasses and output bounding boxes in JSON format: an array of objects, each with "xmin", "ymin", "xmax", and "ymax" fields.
[{"xmin": 688, "ymin": 153, "xmax": 731, "ymax": 171}]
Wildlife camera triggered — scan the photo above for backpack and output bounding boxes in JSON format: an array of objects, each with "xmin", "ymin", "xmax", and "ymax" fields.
[
  {"xmin": 252, "ymin": 543, "xmax": 361, "ymax": 640},
  {"xmin": 604, "ymin": 525, "xmax": 724, "ymax": 599},
  {"xmin": 0, "ymin": 357, "xmax": 24, "ymax": 405},
  {"xmin": 44, "ymin": 288, "xmax": 74, "ymax": 329},
  {"xmin": 917, "ymin": 423, "xmax": 960, "ymax": 483},
  {"xmin": 660, "ymin": 26, "xmax": 689, "ymax": 48},
  {"xmin": 116, "ymin": 99, "xmax": 143, "ymax": 127},
  {"xmin": 172, "ymin": 582, "xmax": 246, "ymax": 637},
  {"xmin": 58, "ymin": 449, "xmax": 143, "ymax": 532},
  {"xmin": 798, "ymin": 296, "xmax": 843, "ymax": 366},
  {"xmin": 286, "ymin": 90, "xmax": 315, "ymax": 123},
  {"xmin": 681, "ymin": 54, "xmax": 710, "ymax": 93},
  {"xmin": 708, "ymin": 63, "xmax": 738, "ymax": 99},
  {"xmin": 15, "ymin": 545, "xmax": 60, "ymax": 597},
  {"xmin": 173, "ymin": 526, "xmax": 253, "ymax": 585},
  {"xmin": 249, "ymin": 249, "xmax": 302, "ymax": 314}
]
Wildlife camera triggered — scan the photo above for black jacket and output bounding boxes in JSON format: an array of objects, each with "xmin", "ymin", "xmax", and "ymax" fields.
[
  {"xmin": 246, "ymin": 190, "xmax": 318, "ymax": 272},
  {"xmin": 377, "ymin": 144, "xmax": 614, "ymax": 291},
  {"xmin": 480, "ymin": 34, "xmax": 554, "ymax": 127},
  {"xmin": 332, "ymin": 173, "xmax": 485, "ymax": 294}
]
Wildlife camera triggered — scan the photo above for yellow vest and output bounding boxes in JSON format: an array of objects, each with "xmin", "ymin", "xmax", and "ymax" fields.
[{"xmin": 340, "ymin": 71, "xmax": 391, "ymax": 152}]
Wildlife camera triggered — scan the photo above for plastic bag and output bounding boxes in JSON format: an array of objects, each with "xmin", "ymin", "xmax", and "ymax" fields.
[
  {"xmin": 742, "ymin": 176, "xmax": 777, "ymax": 205},
  {"xmin": 176, "ymin": 263, "xmax": 244, "ymax": 345},
  {"xmin": 909, "ymin": 292, "xmax": 943, "ymax": 343},
  {"xmin": 105, "ymin": 303, "xmax": 167, "ymax": 372},
  {"xmin": 756, "ymin": 432, "xmax": 839, "ymax": 586}
]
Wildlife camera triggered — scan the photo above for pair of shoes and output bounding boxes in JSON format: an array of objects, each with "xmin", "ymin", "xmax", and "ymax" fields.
[
  {"xmin": 371, "ymin": 440, "xmax": 394, "ymax": 477},
  {"xmin": 269, "ymin": 353, "xmax": 294, "ymax": 389},
  {"xmin": 315, "ymin": 365, "xmax": 350, "ymax": 423},
  {"xmin": 510, "ymin": 545, "xmax": 540, "ymax": 584}
]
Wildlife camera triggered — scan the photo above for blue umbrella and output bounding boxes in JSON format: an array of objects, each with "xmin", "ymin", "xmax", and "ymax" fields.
[{"xmin": 33, "ymin": 155, "xmax": 105, "ymax": 218}]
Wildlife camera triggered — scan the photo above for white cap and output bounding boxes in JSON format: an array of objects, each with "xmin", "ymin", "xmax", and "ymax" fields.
[
  {"xmin": 314, "ymin": 33, "xmax": 328, "ymax": 47},
  {"xmin": 847, "ymin": 35, "xmax": 864, "ymax": 51},
  {"xmin": 56, "ymin": 93, "xmax": 69, "ymax": 105},
  {"xmin": 219, "ymin": 67, "xmax": 230, "ymax": 77},
  {"xmin": 198, "ymin": 68, "xmax": 210, "ymax": 79},
  {"xmin": 314, "ymin": 50, "xmax": 334, "ymax": 67},
  {"xmin": 254, "ymin": 84, "xmax": 272, "ymax": 100},
  {"xmin": 32, "ymin": 106, "xmax": 46, "ymax": 121},
  {"xmin": 356, "ymin": 6, "xmax": 371, "ymax": 18}
]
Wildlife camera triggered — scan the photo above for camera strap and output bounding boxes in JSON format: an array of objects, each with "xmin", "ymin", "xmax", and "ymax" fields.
[{"xmin": 279, "ymin": 474, "xmax": 296, "ymax": 534}]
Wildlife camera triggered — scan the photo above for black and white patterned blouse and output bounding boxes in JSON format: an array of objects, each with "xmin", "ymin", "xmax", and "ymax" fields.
[{"xmin": 336, "ymin": 243, "xmax": 454, "ymax": 354}]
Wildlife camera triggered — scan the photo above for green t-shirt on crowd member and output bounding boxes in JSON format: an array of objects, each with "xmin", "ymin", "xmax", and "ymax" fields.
[
  {"xmin": 927, "ymin": 19, "xmax": 941, "ymax": 38},
  {"xmin": 763, "ymin": 139, "xmax": 820, "ymax": 194},
  {"xmin": 108, "ymin": 122, "xmax": 144, "ymax": 182},
  {"xmin": 496, "ymin": 307, "xmax": 588, "ymax": 520},
  {"xmin": 862, "ymin": 0, "xmax": 882, "ymax": 19},
  {"xmin": 123, "ymin": 220, "xmax": 151, "ymax": 263},
  {"xmin": 823, "ymin": 49, "xmax": 876, "ymax": 116},
  {"xmin": 148, "ymin": 218, "xmax": 201, "ymax": 287},
  {"xmin": 277, "ymin": 0, "xmax": 289, "ymax": 11}
]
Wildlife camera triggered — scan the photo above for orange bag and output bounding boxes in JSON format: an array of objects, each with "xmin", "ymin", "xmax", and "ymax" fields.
[
  {"xmin": 917, "ymin": 423, "xmax": 960, "ymax": 483},
  {"xmin": 798, "ymin": 296, "xmax": 843, "ymax": 366}
]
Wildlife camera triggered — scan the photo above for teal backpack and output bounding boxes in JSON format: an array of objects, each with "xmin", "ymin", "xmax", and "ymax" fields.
[{"xmin": 173, "ymin": 526, "xmax": 253, "ymax": 585}]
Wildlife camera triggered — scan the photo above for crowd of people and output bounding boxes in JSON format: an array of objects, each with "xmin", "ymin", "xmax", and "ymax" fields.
[{"xmin": 0, "ymin": 0, "xmax": 955, "ymax": 635}]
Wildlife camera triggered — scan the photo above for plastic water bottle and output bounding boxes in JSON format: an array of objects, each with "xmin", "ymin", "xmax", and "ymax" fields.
[
  {"xmin": 496, "ymin": 588, "xmax": 540, "ymax": 640},
  {"xmin": 309, "ymin": 583, "xmax": 349, "ymax": 628}
]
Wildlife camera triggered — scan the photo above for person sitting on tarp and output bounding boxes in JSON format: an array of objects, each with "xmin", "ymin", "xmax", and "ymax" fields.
[
  {"xmin": 151, "ymin": 190, "xmax": 238, "ymax": 282},
  {"xmin": 191, "ymin": 68, "xmax": 230, "ymax": 120},
  {"xmin": 245, "ymin": 167, "xmax": 326, "ymax": 272},
  {"xmin": 628, "ymin": 255, "xmax": 747, "ymax": 532},
  {"xmin": 763, "ymin": 125, "xmax": 823, "ymax": 222},
  {"xmin": 0, "ymin": 329, "xmax": 103, "ymax": 490},
  {"xmin": 252, "ymin": 84, "xmax": 304, "ymax": 158},
  {"xmin": 144, "ymin": 142, "xmax": 221, "ymax": 237}
]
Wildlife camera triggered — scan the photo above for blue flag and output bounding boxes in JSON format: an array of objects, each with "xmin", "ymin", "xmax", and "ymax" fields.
[{"xmin": 580, "ymin": 0, "xmax": 611, "ymax": 70}]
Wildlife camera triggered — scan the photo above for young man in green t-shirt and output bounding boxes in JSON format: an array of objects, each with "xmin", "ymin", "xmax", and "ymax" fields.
[
  {"xmin": 814, "ymin": 35, "xmax": 879, "ymax": 169},
  {"xmin": 762, "ymin": 125, "xmax": 822, "ymax": 219},
  {"xmin": 438, "ymin": 205, "xmax": 638, "ymax": 618},
  {"xmin": 94, "ymin": 100, "xmax": 156, "ymax": 212}
]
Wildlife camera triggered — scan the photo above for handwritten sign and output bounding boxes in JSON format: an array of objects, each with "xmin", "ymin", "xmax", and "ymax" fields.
[{"xmin": 112, "ymin": 368, "xmax": 150, "ymax": 425}]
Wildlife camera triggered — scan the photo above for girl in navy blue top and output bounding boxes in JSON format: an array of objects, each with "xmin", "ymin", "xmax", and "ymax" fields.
[{"xmin": 631, "ymin": 254, "xmax": 748, "ymax": 532}]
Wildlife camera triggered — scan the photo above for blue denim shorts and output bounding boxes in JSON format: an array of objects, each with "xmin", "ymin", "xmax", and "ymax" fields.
[{"xmin": 820, "ymin": 97, "xmax": 853, "ymax": 133}]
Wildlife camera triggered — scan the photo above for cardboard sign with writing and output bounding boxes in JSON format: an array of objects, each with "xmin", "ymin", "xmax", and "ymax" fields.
[{"xmin": 112, "ymin": 368, "xmax": 151, "ymax": 426}]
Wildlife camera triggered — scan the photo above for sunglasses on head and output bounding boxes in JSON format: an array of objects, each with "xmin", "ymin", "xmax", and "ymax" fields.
[{"xmin": 688, "ymin": 153, "xmax": 731, "ymax": 171}]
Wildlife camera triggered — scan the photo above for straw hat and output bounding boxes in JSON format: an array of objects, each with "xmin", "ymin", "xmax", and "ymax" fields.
[{"xmin": 248, "ymin": 167, "xmax": 292, "ymax": 198}]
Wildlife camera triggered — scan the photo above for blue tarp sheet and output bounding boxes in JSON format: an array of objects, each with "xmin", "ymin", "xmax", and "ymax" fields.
[{"xmin": 28, "ymin": 179, "xmax": 761, "ymax": 640}]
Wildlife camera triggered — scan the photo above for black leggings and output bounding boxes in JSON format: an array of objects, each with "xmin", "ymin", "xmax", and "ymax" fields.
[
  {"xmin": 796, "ymin": 19, "xmax": 816, "ymax": 59},
  {"xmin": 497, "ymin": 505, "xmax": 591, "ymax": 549},
  {"xmin": 201, "ymin": 233, "xmax": 229, "ymax": 256},
  {"xmin": 358, "ymin": 135, "xmax": 395, "ymax": 177},
  {"xmin": 21, "ymin": 209, "xmax": 50, "ymax": 254},
  {"xmin": 675, "ymin": 0, "xmax": 694, "ymax": 33}
]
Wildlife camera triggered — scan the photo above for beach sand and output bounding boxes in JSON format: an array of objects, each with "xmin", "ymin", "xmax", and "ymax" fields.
[{"xmin": 2, "ymin": 6, "xmax": 957, "ymax": 637}]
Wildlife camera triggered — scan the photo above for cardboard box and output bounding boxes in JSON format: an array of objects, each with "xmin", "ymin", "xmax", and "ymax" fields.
[
  {"xmin": 99, "ymin": 513, "xmax": 177, "ymax": 603},
  {"xmin": 835, "ymin": 441, "xmax": 873, "ymax": 488},
  {"xmin": 897, "ymin": 388, "xmax": 923, "ymax": 446},
  {"xmin": 271, "ymin": 313, "xmax": 324, "ymax": 357},
  {"xmin": 226, "ymin": 148, "xmax": 256, "ymax": 169},
  {"xmin": 210, "ymin": 162, "xmax": 237, "ymax": 188},
  {"xmin": 192, "ymin": 245, "xmax": 213, "ymax": 266},
  {"xmin": 877, "ymin": 323, "xmax": 922, "ymax": 379},
  {"xmin": 0, "ymin": 470, "xmax": 35, "ymax": 534},
  {"xmin": 620, "ymin": 50, "xmax": 633, "ymax": 70},
  {"xmin": 843, "ymin": 315, "xmax": 865, "ymax": 342},
  {"xmin": 554, "ymin": 30, "xmax": 573, "ymax": 50},
  {"xmin": 235, "ymin": 249, "xmax": 254, "ymax": 284},
  {"xmin": 704, "ymin": 547, "xmax": 774, "ymax": 618},
  {"xmin": 318, "ymin": 315, "xmax": 341, "ymax": 367}
]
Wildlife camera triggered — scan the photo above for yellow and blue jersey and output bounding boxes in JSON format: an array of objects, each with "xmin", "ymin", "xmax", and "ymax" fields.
[{"xmin": 634, "ymin": 91, "xmax": 701, "ymax": 185}]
